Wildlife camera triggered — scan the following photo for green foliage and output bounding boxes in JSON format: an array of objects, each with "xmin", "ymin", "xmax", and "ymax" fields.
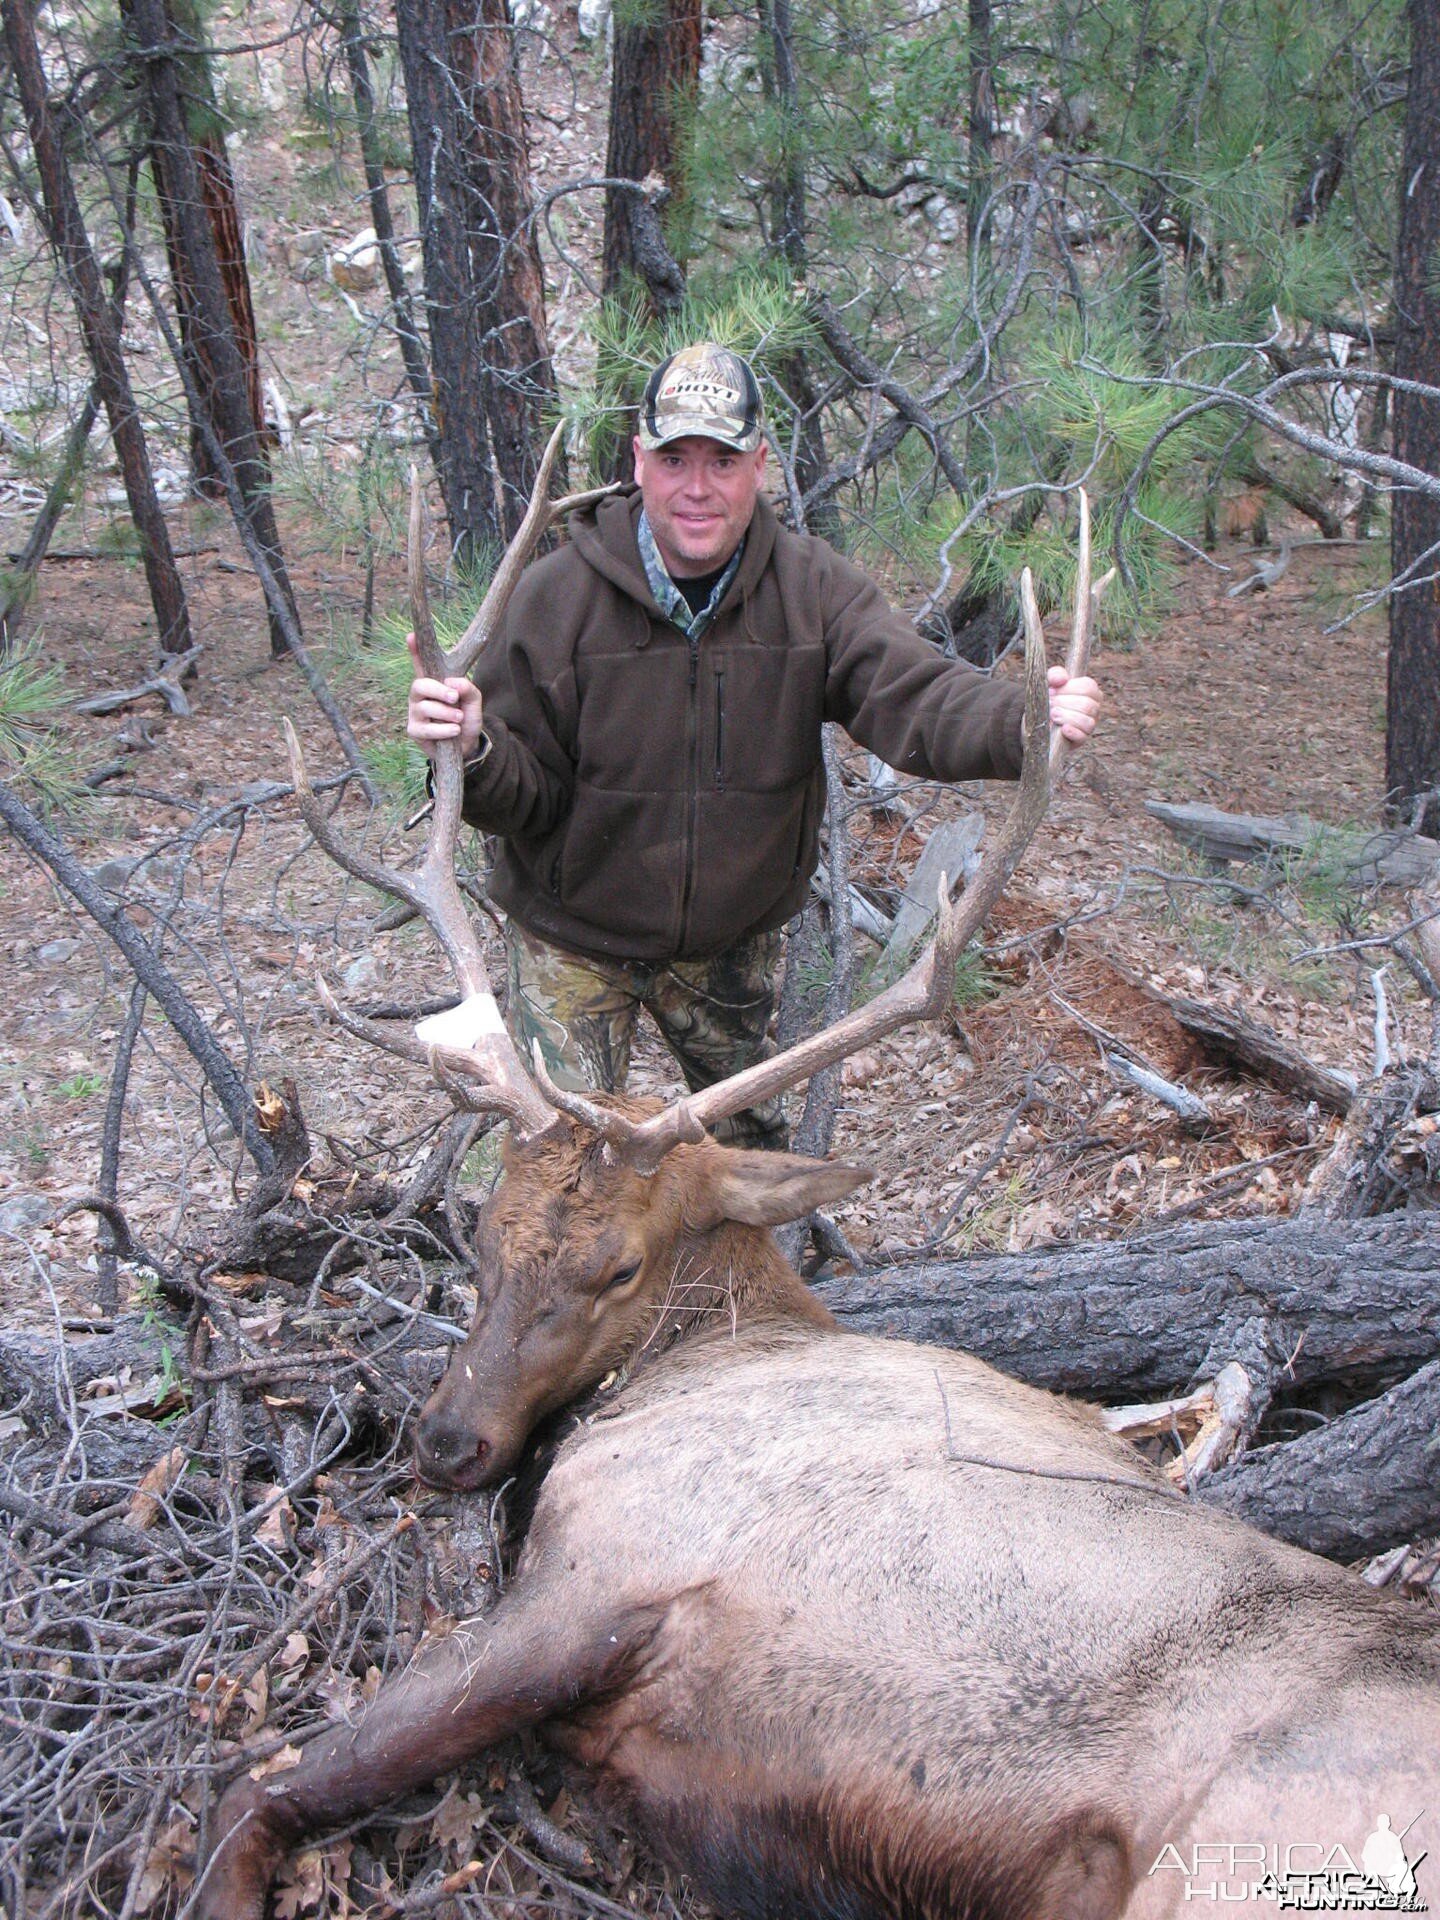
[
  {"xmin": 951, "ymin": 943, "xmax": 1000, "ymax": 1009},
  {"xmin": 0, "ymin": 643, "xmax": 82, "ymax": 812},
  {"xmin": 56, "ymin": 1071, "xmax": 105, "ymax": 1099},
  {"xmin": 272, "ymin": 438, "xmax": 411, "ymax": 573},
  {"xmin": 364, "ymin": 735, "xmax": 429, "ymax": 810}
]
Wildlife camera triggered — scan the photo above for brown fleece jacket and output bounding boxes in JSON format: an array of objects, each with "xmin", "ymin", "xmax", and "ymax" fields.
[{"xmin": 462, "ymin": 488, "xmax": 1025, "ymax": 962}]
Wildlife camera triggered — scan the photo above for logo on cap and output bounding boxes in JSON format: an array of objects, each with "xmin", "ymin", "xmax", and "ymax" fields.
[{"xmin": 638, "ymin": 343, "xmax": 764, "ymax": 453}]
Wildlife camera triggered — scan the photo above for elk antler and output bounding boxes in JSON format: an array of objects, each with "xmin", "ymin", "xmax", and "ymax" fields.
[
  {"xmin": 540, "ymin": 492, "xmax": 1112, "ymax": 1172},
  {"xmin": 288, "ymin": 423, "xmax": 618, "ymax": 1135}
]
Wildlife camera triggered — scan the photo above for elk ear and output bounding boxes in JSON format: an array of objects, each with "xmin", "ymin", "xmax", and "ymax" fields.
[{"xmin": 691, "ymin": 1152, "xmax": 872, "ymax": 1230}]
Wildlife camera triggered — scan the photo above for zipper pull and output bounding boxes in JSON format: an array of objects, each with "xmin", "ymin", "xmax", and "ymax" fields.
[{"xmin": 688, "ymin": 634, "xmax": 699, "ymax": 688}]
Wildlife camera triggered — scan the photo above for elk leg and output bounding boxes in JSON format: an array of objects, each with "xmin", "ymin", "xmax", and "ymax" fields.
[{"xmin": 195, "ymin": 1584, "xmax": 649, "ymax": 1920}]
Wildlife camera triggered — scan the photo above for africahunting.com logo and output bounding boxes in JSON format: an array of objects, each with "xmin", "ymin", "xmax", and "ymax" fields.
[{"xmin": 1149, "ymin": 1813, "xmax": 1428, "ymax": 1909}]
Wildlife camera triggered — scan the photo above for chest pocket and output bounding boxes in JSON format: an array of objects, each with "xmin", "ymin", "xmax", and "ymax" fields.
[{"xmin": 711, "ymin": 644, "xmax": 826, "ymax": 792}]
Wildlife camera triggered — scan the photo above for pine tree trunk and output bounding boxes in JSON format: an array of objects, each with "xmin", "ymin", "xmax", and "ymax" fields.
[
  {"xmin": 758, "ymin": 0, "xmax": 832, "ymax": 530},
  {"xmin": 126, "ymin": 0, "xmax": 301, "ymax": 657},
  {"xmin": 0, "ymin": 0, "xmax": 192, "ymax": 656},
  {"xmin": 601, "ymin": 0, "xmax": 699, "ymax": 302},
  {"xmin": 397, "ymin": 0, "xmax": 556, "ymax": 558},
  {"xmin": 172, "ymin": 132, "xmax": 267, "ymax": 495},
  {"xmin": 337, "ymin": 0, "xmax": 438, "ymax": 460},
  {"xmin": 132, "ymin": 0, "xmax": 267, "ymax": 496},
  {"xmin": 597, "ymin": 0, "xmax": 699, "ymax": 483},
  {"xmin": 1388, "ymin": 0, "xmax": 1440, "ymax": 835}
]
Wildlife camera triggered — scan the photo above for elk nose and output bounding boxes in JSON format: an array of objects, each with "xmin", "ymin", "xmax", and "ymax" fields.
[{"xmin": 413, "ymin": 1418, "xmax": 489, "ymax": 1489}]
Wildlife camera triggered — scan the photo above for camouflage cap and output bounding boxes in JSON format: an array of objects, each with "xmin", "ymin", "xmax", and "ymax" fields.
[{"xmin": 637, "ymin": 343, "xmax": 764, "ymax": 453}]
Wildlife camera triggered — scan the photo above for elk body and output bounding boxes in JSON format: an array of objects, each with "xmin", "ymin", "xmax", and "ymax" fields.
[
  {"xmin": 203, "ymin": 476, "xmax": 1438, "ymax": 1915},
  {"xmin": 202, "ymin": 1122, "xmax": 1440, "ymax": 1920}
]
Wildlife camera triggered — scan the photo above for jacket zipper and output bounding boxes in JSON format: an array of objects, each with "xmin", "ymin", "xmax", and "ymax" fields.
[
  {"xmin": 677, "ymin": 630, "xmax": 702, "ymax": 948},
  {"xmin": 714, "ymin": 665, "xmax": 726, "ymax": 790}
]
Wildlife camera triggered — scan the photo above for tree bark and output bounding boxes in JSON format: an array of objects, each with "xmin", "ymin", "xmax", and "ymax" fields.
[
  {"xmin": 137, "ymin": 0, "xmax": 267, "ymax": 495},
  {"xmin": 125, "ymin": 0, "xmax": 301, "ymax": 658},
  {"xmin": 757, "ymin": 0, "xmax": 832, "ymax": 528},
  {"xmin": 596, "ymin": 0, "xmax": 699, "ymax": 483},
  {"xmin": 816, "ymin": 1213, "xmax": 1440, "ymax": 1400},
  {"xmin": 1388, "ymin": 0, "xmax": 1440, "ymax": 834},
  {"xmin": 601, "ymin": 0, "xmax": 699, "ymax": 304},
  {"xmin": 338, "ymin": 0, "xmax": 438, "ymax": 460},
  {"xmin": 396, "ymin": 0, "xmax": 556, "ymax": 558},
  {"xmin": 0, "ymin": 0, "xmax": 192, "ymax": 656},
  {"xmin": 1202, "ymin": 1355, "xmax": 1440, "ymax": 1560}
]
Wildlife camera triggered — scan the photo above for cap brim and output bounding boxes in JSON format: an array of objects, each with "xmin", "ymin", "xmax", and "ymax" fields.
[{"xmin": 637, "ymin": 411, "xmax": 763, "ymax": 453}]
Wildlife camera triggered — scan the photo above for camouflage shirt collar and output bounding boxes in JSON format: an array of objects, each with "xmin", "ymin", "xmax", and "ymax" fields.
[{"xmin": 637, "ymin": 510, "xmax": 745, "ymax": 636}]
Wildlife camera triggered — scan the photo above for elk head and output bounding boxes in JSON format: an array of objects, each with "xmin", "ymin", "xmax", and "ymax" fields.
[
  {"xmin": 413, "ymin": 1112, "xmax": 870, "ymax": 1489},
  {"xmin": 282, "ymin": 444, "xmax": 1110, "ymax": 1491}
]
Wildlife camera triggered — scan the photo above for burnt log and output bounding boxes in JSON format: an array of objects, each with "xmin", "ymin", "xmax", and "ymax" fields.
[
  {"xmin": 1166, "ymin": 993, "xmax": 1357, "ymax": 1114},
  {"xmin": 1202, "ymin": 1355, "xmax": 1440, "ymax": 1559},
  {"xmin": 816, "ymin": 1212, "xmax": 1440, "ymax": 1399}
]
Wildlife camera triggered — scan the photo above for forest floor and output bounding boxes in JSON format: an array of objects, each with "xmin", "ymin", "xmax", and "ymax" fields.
[
  {"xmin": 0, "ymin": 508, "xmax": 1413, "ymax": 1314},
  {"xmin": 1, "ymin": 0, "xmax": 1420, "ymax": 1318}
]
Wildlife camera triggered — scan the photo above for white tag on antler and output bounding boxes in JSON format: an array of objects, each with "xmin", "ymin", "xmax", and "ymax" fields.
[{"xmin": 414, "ymin": 993, "xmax": 505, "ymax": 1051}]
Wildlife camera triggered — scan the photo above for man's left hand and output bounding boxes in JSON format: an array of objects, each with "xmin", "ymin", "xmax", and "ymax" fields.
[{"xmin": 1047, "ymin": 666, "xmax": 1103, "ymax": 743}]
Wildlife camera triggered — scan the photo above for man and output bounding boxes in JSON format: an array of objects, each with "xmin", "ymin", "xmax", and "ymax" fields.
[{"xmin": 408, "ymin": 343, "xmax": 1101, "ymax": 1146}]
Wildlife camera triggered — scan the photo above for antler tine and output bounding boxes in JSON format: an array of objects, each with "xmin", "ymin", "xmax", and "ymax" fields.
[
  {"xmin": 530, "ymin": 1042, "xmax": 706, "ymax": 1152},
  {"xmin": 408, "ymin": 464, "xmax": 445, "ymax": 684},
  {"xmin": 285, "ymin": 474, "xmax": 567, "ymax": 1140},
  {"xmin": 1050, "ymin": 488, "xmax": 1115, "ymax": 777},
  {"xmin": 445, "ymin": 424, "xmax": 621, "ymax": 682},
  {"xmin": 595, "ymin": 550, "xmax": 1068, "ymax": 1175}
]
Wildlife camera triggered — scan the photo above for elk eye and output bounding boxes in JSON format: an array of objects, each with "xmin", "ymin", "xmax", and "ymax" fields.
[{"xmin": 599, "ymin": 1259, "xmax": 642, "ymax": 1296}]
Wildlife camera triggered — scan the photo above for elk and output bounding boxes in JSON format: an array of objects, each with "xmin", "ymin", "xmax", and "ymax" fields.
[{"xmin": 198, "ymin": 448, "xmax": 1440, "ymax": 1919}]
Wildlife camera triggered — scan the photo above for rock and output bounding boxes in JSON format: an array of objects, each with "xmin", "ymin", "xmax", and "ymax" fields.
[
  {"xmin": 0, "ymin": 1193, "xmax": 56, "ymax": 1234},
  {"xmin": 329, "ymin": 228, "xmax": 380, "ymax": 292},
  {"xmin": 921, "ymin": 194, "xmax": 961, "ymax": 243},
  {"xmin": 256, "ymin": 51, "xmax": 286, "ymax": 112},
  {"xmin": 510, "ymin": 0, "xmax": 550, "ymax": 24},
  {"xmin": 38, "ymin": 939, "xmax": 81, "ymax": 963},
  {"xmin": 90, "ymin": 857, "xmax": 141, "ymax": 892},
  {"xmin": 576, "ymin": 0, "xmax": 610, "ymax": 39},
  {"xmin": 341, "ymin": 953, "xmax": 383, "ymax": 992}
]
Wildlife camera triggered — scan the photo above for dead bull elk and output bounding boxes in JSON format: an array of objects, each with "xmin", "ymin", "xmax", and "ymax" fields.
[{"xmin": 201, "ymin": 455, "xmax": 1440, "ymax": 1919}]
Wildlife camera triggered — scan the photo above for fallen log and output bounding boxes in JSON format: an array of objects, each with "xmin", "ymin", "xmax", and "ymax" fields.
[
  {"xmin": 1202, "ymin": 1354, "xmax": 1440, "ymax": 1559},
  {"xmin": 1166, "ymin": 993, "xmax": 1357, "ymax": 1114},
  {"xmin": 816, "ymin": 1212, "xmax": 1440, "ymax": 1399},
  {"xmin": 1145, "ymin": 799, "xmax": 1440, "ymax": 887}
]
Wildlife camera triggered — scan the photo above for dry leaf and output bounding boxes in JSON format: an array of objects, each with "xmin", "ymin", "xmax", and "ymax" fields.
[
  {"xmin": 133, "ymin": 1818, "xmax": 195, "ymax": 1915},
  {"xmin": 273, "ymin": 1847, "xmax": 324, "ymax": 1918},
  {"xmin": 249, "ymin": 1742, "xmax": 303, "ymax": 1782},
  {"xmin": 241, "ymin": 1666, "xmax": 269, "ymax": 1736},
  {"xmin": 127, "ymin": 1446, "xmax": 187, "ymax": 1531},
  {"xmin": 431, "ymin": 1786, "xmax": 487, "ymax": 1855},
  {"xmin": 255, "ymin": 1493, "xmax": 295, "ymax": 1550}
]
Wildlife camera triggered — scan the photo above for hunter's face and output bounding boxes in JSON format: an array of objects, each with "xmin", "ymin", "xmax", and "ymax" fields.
[{"xmin": 632, "ymin": 435, "xmax": 768, "ymax": 578}]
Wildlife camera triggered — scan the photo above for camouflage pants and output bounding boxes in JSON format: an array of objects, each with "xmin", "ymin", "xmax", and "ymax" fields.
[{"xmin": 504, "ymin": 921, "xmax": 788, "ymax": 1150}]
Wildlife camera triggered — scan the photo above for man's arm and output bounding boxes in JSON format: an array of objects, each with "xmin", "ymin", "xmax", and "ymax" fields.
[
  {"xmin": 404, "ymin": 580, "xmax": 577, "ymax": 840},
  {"xmin": 818, "ymin": 552, "xmax": 1102, "ymax": 779}
]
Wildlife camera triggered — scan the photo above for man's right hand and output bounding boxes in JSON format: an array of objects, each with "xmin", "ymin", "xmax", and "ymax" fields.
[{"xmin": 406, "ymin": 632, "xmax": 484, "ymax": 761}]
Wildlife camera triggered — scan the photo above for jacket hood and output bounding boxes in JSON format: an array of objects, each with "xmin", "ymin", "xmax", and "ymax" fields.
[{"xmin": 566, "ymin": 485, "xmax": 781, "ymax": 620}]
